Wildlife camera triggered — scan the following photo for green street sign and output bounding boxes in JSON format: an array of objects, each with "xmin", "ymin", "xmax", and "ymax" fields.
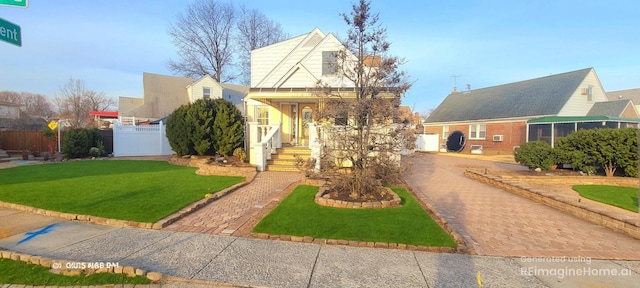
[
  {"xmin": 0, "ymin": 0, "xmax": 28, "ymax": 8},
  {"xmin": 0, "ymin": 17, "xmax": 21, "ymax": 46}
]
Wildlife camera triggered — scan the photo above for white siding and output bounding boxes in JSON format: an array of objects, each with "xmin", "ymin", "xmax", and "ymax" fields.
[
  {"xmin": 251, "ymin": 29, "xmax": 354, "ymax": 89},
  {"xmin": 557, "ymin": 69, "xmax": 609, "ymax": 116},
  {"xmin": 188, "ymin": 76, "xmax": 223, "ymax": 102},
  {"xmin": 251, "ymin": 34, "xmax": 311, "ymax": 87}
]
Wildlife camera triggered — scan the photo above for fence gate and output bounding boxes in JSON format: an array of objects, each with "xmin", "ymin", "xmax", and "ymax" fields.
[{"xmin": 112, "ymin": 121, "xmax": 174, "ymax": 157}]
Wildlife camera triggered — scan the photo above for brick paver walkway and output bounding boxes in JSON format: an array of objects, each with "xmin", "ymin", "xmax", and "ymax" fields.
[
  {"xmin": 404, "ymin": 153, "xmax": 640, "ymax": 260},
  {"xmin": 164, "ymin": 171, "xmax": 302, "ymax": 235}
]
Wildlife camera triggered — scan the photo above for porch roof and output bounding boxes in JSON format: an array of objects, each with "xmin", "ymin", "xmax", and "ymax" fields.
[{"xmin": 527, "ymin": 115, "xmax": 640, "ymax": 124}]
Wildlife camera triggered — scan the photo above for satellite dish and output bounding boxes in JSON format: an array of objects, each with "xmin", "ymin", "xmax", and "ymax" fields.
[{"xmin": 446, "ymin": 130, "xmax": 466, "ymax": 152}]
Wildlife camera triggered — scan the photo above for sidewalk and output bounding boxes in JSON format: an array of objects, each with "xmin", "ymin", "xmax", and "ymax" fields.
[{"xmin": 5, "ymin": 213, "xmax": 639, "ymax": 287}]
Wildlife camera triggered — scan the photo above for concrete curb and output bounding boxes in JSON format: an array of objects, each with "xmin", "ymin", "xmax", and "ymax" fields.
[{"xmin": 465, "ymin": 169, "xmax": 640, "ymax": 240}]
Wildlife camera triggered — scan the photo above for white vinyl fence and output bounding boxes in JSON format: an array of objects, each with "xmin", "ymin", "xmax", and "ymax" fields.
[{"xmin": 113, "ymin": 121, "xmax": 174, "ymax": 157}]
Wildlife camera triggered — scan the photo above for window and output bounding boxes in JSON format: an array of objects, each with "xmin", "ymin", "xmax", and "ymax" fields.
[
  {"xmin": 469, "ymin": 124, "xmax": 486, "ymax": 139},
  {"xmin": 203, "ymin": 87, "xmax": 211, "ymax": 99},
  {"xmin": 334, "ymin": 110, "xmax": 348, "ymax": 126},
  {"xmin": 442, "ymin": 125, "xmax": 449, "ymax": 139},
  {"xmin": 587, "ymin": 85, "xmax": 593, "ymax": 102},
  {"xmin": 322, "ymin": 51, "xmax": 338, "ymax": 75},
  {"xmin": 256, "ymin": 106, "xmax": 269, "ymax": 125}
]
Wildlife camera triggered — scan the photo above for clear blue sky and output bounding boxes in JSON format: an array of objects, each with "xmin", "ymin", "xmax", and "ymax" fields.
[{"xmin": 1, "ymin": 0, "xmax": 638, "ymax": 114}]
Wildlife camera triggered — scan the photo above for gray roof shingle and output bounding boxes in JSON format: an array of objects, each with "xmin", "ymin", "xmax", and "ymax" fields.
[
  {"xmin": 606, "ymin": 88, "xmax": 640, "ymax": 103},
  {"xmin": 587, "ymin": 99, "xmax": 631, "ymax": 117},
  {"xmin": 425, "ymin": 68, "xmax": 593, "ymax": 123}
]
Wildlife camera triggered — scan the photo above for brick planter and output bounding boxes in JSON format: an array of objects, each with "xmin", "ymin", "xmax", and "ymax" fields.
[
  {"xmin": 313, "ymin": 186, "xmax": 401, "ymax": 209},
  {"xmin": 169, "ymin": 155, "xmax": 257, "ymax": 181}
]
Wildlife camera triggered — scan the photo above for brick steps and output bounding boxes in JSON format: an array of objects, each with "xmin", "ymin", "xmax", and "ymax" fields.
[{"xmin": 266, "ymin": 147, "xmax": 310, "ymax": 172}]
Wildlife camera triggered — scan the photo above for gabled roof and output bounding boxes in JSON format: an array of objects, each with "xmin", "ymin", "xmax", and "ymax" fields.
[
  {"xmin": 255, "ymin": 28, "xmax": 327, "ymax": 87},
  {"xmin": 186, "ymin": 74, "xmax": 222, "ymax": 90},
  {"xmin": 586, "ymin": 99, "xmax": 634, "ymax": 117},
  {"xmin": 606, "ymin": 88, "xmax": 640, "ymax": 103},
  {"xmin": 425, "ymin": 68, "xmax": 593, "ymax": 123}
]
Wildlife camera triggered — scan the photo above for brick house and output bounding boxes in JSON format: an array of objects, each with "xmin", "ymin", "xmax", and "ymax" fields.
[{"xmin": 424, "ymin": 68, "xmax": 640, "ymax": 154}]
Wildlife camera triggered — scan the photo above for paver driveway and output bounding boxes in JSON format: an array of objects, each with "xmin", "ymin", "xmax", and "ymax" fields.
[
  {"xmin": 403, "ymin": 153, "xmax": 640, "ymax": 260},
  {"xmin": 164, "ymin": 172, "xmax": 301, "ymax": 235}
]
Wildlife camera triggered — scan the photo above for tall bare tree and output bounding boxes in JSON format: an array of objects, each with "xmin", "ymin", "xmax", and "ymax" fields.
[
  {"xmin": 314, "ymin": 0, "xmax": 412, "ymax": 199},
  {"xmin": 54, "ymin": 78, "xmax": 114, "ymax": 128},
  {"xmin": 168, "ymin": 0, "xmax": 236, "ymax": 82},
  {"xmin": 236, "ymin": 5, "xmax": 289, "ymax": 85},
  {"xmin": 0, "ymin": 91, "xmax": 53, "ymax": 118}
]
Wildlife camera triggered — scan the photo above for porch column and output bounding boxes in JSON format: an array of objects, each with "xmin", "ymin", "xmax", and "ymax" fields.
[
  {"xmin": 248, "ymin": 122, "xmax": 259, "ymax": 166},
  {"xmin": 308, "ymin": 123, "xmax": 321, "ymax": 171}
]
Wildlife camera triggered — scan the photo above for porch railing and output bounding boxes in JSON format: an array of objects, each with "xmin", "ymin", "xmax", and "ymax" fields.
[{"xmin": 248, "ymin": 122, "xmax": 281, "ymax": 171}]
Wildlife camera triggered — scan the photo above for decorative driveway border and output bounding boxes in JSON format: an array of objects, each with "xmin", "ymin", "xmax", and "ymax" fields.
[{"xmin": 465, "ymin": 169, "xmax": 640, "ymax": 240}]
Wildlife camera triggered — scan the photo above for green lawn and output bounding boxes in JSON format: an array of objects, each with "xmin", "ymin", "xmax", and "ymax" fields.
[
  {"xmin": 0, "ymin": 258, "xmax": 150, "ymax": 285},
  {"xmin": 253, "ymin": 185, "xmax": 457, "ymax": 247},
  {"xmin": 0, "ymin": 160, "xmax": 243, "ymax": 222},
  {"xmin": 573, "ymin": 185, "xmax": 639, "ymax": 212}
]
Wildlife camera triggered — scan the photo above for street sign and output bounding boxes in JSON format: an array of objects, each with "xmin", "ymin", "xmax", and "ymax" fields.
[
  {"xmin": 0, "ymin": 0, "xmax": 28, "ymax": 8},
  {"xmin": 0, "ymin": 17, "xmax": 21, "ymax": 46},
  {"xmin": 48, "ymin": 121, "xmax": 58, "ymax": 131}
]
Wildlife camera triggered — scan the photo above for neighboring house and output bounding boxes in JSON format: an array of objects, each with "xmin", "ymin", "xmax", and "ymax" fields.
[
  {"xmin": 0, "ymin": 101, "xmax": 21, "ymax": 130},
  {"xmin": 0, "ymin": 101, "xmax": 21, "ymax": 119},
  {"xmin": 606, "ymin": 88, "xmax": 640, "ymax": 112},
  {"xmin": 424, "ymin": 68, "xmax": 640, "ymax": 154},
  {"xmin": 118, "ymin": 72, "xmax": 248, "ymax": 124},
  {"xmin": 244, "ymin": 28, "xmax": 399, "ymax": 170}
]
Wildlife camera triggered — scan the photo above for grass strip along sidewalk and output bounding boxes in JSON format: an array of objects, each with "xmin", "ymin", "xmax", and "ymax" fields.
[
  {"xmin": 0, "ymin": 160, "xmax": 243, "ymax": 223},
  {"xmin": 0, "ymin": 258, "xmax": 150, "ymax": 286},
  {"xmin": 254, "ymin": 185, "xmax": 456, "ymax": 247}
]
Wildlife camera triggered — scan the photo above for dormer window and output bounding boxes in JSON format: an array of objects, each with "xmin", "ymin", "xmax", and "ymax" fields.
[{"xmin": 322, "ymin": 51, "xmax": 338, "ymax": 75}]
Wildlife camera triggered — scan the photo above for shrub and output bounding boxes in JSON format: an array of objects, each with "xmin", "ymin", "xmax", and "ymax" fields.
[
  {"xmin": 166, "ymin": 104, "xmax": 194, "ymax": 156},
  {"xmin": 166, "ymin": 99, "xmax": 245, "ymax": 156},
  {"xmin": 62, "ymin": 129, "xmax": 89, "ymax": 159},
  {"xmin": 233, "ymin": 147, "xmax": 247, "ymax": 162},
  {"xmin": 514, "ymin": 141, "xmax": 556, "ymax": 170},
  {"xmin": 89, "ymin": 147, "xmax": 101, "ymax": 157},
  {"xmin": 556, "ymin": 128, "xmax": 638, "ymax": 177},
  {"xmin": 213, "ymin": 100, "xmax": 244, "ymax": 155},
  {"xmin": 62, "ymin": 128, "xmax": 106, "ymax": 159}
]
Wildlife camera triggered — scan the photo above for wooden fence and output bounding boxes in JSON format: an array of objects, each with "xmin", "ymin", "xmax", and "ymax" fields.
[{"xmin": 0, "ymin": 130, "xmax": 58, "ymax": 153}]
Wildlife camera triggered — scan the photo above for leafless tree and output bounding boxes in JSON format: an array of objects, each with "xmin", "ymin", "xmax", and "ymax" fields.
[
  {"xmin": 313, "ymin": 0, "xmax": 413, "ymax": 200},
  {"xmin": 168, "ymin": 0, "xmax": 236, "ymax": 82},
  {"xmin": 54, "ymin": 78, "xmax": 115, "ymax": 128},
  {"xmin": 236, "ymin": 5, "xmax": 289, "ymax": 85},
  {"xmin": 0, "ymin": 91, "xmax": 54, "ymax": 118}
]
